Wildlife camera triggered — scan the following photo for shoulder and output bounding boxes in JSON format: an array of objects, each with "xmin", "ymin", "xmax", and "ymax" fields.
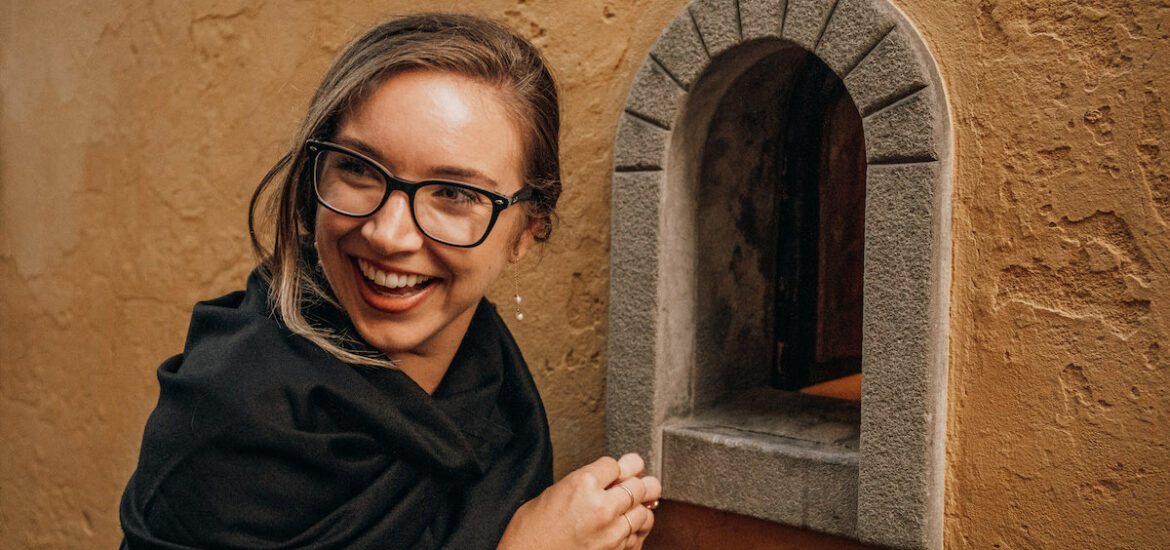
[
  {"xmin": 167, "ymin": 272, "xmax": 330, "ymax": 392},
  {"xmin": 123, "ymin": 273, "xmax": 391, "ymax": 545},
  {"xmin": 144, "ymin": 271, "xmax": 359, "ymax": 449}
]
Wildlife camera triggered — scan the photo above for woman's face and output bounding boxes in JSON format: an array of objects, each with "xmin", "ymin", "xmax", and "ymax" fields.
[{"xmin": 314, "ymin": 69, "xmax": 533, "ymax": 364}]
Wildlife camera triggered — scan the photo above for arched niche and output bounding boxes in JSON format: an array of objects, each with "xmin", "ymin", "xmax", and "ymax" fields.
[{"xmin": 605, "ymin": 1, "xmax": 952, "ymax": 548}]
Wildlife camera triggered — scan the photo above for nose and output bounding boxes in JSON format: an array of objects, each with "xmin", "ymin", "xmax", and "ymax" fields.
[{"xmin": 360, "ymin": 191, "xmax": 425, "ymax": 254}]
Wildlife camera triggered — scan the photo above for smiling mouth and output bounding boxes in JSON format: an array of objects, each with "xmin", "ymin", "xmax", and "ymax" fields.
[{"xmin": 356, "ymin": 258, "xmax": 436, "ymax": 296}]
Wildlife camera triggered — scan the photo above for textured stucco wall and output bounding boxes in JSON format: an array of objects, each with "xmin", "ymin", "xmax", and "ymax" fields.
[
  {"xmin": 0, "ymin": 1, "xmax": 665, "ymax": 546},
  {"xmin": 1, "ymin": 1, "xmax": 1167, "ymax": 549},
  {"xmin": 894, "ymin": 1, "xmax": 1170, "ymax": 547}
]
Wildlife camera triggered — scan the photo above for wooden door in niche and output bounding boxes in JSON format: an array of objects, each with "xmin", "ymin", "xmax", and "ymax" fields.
[{"xmin": 774, "ymin": 52, "xmax": 866, "ymax": 394}]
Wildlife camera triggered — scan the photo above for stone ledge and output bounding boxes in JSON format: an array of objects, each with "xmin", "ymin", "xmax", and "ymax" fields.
[
  {"xmin": 681, "ymin": 388, "xmax": 861, "ymax": 448},
  {"xmin": 661, "ymin": 391, "xmax": 861, "ymax": 537}
]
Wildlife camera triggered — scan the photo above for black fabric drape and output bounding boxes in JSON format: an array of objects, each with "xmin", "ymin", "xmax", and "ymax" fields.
[{"xmin": 120, "ymin": 270, "xmax": 552, "ymax": 549}]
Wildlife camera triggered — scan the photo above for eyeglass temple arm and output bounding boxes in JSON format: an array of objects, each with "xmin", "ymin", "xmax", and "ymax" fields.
[{"xmin": 508, "ymin": 185, "xmax": 536, "ymax": 205}]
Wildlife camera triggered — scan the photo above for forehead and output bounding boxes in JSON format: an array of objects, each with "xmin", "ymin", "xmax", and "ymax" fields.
[{"xmin": 337, "ymin": 70, "xmax": 525, "ymax": 190}]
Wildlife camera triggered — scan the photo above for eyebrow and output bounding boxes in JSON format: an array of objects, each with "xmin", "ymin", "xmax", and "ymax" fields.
[{"xmin": 330, "ymin": 135, "xmax": 502, "ymax": 190}]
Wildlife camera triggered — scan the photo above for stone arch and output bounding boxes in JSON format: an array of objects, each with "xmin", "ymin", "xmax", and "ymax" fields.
[{"xmin": 605, "ymin": 1, "xmax": 952, "ymax": 548}]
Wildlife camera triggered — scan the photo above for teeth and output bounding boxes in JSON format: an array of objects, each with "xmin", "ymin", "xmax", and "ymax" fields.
[{"xmin": 358, "ymin": 258, "xmax": 433, "ymax": 289}]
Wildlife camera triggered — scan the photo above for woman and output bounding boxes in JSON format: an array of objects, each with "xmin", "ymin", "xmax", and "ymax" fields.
[{"xmin": 120, "ymin": 13, "xmax": 660, "ymax": 550}]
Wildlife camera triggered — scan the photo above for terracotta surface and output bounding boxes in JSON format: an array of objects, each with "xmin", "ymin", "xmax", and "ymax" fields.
[
  {"xmin": 1, "ymin": 0, "xmax": 1167, "ymax": 548},
  {"xmin": 801, "ymin": 373, "xmax": 863, "ymax": 401},
  {"xmin": 643, "ymin": 500, "xmax": 880, "ymax": 550}
]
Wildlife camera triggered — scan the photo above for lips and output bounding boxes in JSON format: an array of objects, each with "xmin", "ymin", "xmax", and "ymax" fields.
[{"xmin": 353, "ymin": 257, "xmax": 437, "ymax": 313}]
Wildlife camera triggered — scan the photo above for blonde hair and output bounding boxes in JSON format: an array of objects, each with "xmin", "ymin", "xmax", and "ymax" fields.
[{"xmin": 248, "ymin": 13, "xmax": 561, "ymax": 367}]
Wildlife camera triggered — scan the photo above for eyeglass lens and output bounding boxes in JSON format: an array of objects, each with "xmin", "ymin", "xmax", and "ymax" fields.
[{"xmin": 314, "ymin": 149, "xmax": 497, "ymax": 246}]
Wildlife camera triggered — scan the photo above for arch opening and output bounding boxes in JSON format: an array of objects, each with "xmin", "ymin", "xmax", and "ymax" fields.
[{"xmin": 693, "ymin": 42, "xmax": 866, "ymax": 406}]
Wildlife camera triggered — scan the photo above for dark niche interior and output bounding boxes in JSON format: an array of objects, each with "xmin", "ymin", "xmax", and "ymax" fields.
[{"xmin": 694, "ymin": 44, "xmax": 866, "ymax": 403}]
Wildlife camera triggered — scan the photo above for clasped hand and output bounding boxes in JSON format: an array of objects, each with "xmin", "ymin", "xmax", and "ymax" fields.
[{"xmin": 498, "ymin": 453, "xmax": 662, "ymax": 550}]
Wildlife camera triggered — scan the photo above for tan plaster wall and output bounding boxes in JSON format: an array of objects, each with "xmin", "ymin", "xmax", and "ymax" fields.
[
  {"xmin": 0, "ymin": 1, "xmax": 663, "ymax": 545},
  {"xmin": 1, "ymin": 1, "xmax": 1167, "ymax": 549},
  {"xmin": 891, "ymin": 0, "xmax": 1170, "ymax": 547}
]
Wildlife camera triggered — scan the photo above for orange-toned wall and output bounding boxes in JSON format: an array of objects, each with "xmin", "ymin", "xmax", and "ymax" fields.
[
  {"xmin": 905, "ymin": 0, "xmax": 1169, "ymax": 547},
  {"xmin": 1, "ymin": 0, "xmax": 1166, "ymax": 548}
]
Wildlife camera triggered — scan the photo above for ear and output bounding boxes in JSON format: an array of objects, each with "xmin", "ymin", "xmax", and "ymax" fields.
[{"xmin": 509, "ymin": 218, "xmax": 539, "ymax": 263}]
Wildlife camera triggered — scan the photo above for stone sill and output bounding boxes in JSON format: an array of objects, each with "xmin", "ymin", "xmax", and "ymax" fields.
[{"xmin": 660, "ymin": 389, "xmax": 861, "ymax": 538}]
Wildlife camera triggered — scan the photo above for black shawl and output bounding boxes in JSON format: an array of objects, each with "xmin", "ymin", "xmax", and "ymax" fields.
[{"xmin": 120, "ymin": 271, "xmax": 552, "ymax": 549}]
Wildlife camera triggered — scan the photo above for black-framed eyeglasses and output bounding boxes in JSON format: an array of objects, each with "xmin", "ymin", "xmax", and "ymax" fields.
[{"xmin": 306, "ymin": 140, "xmax": 535, "ymax": 248}]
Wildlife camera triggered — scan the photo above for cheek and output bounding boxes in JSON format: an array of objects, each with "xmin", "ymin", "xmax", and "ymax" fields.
[
  {"xmin": 313, "ymin": 217, "xmax": 335, "ymax": 258},
  {"xmin": 315, "ymin": 211, "xmax": 356, "ymax": 247},
  {"xmin": 442, "ymin": 240, "xmax": 512, "ymax": 291},
  {"xmin": 313, "ymin": 214, "xmax": 358, "ymax": 283}
]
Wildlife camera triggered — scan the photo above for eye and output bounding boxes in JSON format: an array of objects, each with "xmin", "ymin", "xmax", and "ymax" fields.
[
  {"xmin": 324, "ymin": 153, "xmax": 382, "ymax": 190},
  {"xmin": 430, "ymin": 183, "xmax": 485, "ymax": 205},
  {"xmin": 336, "ymin": 156, "xmax": 375, "ymax": 178}
]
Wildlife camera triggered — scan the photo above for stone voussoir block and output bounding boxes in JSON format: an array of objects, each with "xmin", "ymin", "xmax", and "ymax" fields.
[
  {"xmin": 649, "ymin": 11, "xmax": 710, "ymax": 89},
  {"xmin": 862, "ymin": 89, "xmax": 941, "ymax": 163},
  {"xmin": 613, "ymin": 112, "xmax": 671, "ymax": 171},
  {"xmin": 689, "ymin": 0, "xmax": 741, "ymax": 58},
  {"xmin": 815, "ymin": 0, "xmax": 895, "ymax": 76},
  {"xmin": 780, "ymin": 0, "xmax": 836, "ymax": 51},
  {"xmin": 739, "ymin": 0, "xmax": 787, "ymax": 41},
  {"xmin": 625, "ymin": 57, "xmax": 686, "ymax": 130},
  {"xmin": 844, "ymin": 25, "xmax": 931, "ymax": 116}
]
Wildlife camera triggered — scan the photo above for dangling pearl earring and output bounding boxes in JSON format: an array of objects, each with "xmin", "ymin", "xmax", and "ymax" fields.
[{"xmin": 513, "ymin": 264, "xmax": 524, "ymax": 321}]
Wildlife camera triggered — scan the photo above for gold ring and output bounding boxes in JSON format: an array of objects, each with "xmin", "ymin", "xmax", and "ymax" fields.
[
  {"xmin": 622, "ymin": 512, "xmax": 634, "ymax": 537},
  {"xmin": 646, "ymin": 500, "xmax": 660, "ymax": 510},
  {"xmin": 618, "ymin": 484, "xmax": 636, "ymax": 508}
]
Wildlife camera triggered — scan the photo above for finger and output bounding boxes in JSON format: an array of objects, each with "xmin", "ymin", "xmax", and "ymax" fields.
[
  {"xmin": 604, "ymin": 477, "xmax": 646, "ymax": 515},
  {"xmin": 616, "ymin": 453, "xmax": 644, "ymax": 480},
  {"xmin": 613, "ymin": 480, "xmax": 637, "ymax": 509},
  {"xmin": 577, "ymin": 456, "xmax": 622, "ymax": 489},
  {"xmin": 625, "ymin": 528, "xmax": 639, "ymax": 550},
  {"xmin": 638, "ymin": 508, "xmax": 655, "ymax": 536},
  {"xmin": 632, "ymin": 521, "xmax": 652, "ymax": 550},
  {"xmin": 610, "ymin": 511, "xmax": 636, "ymax": 550},
  {"xmin": 626, "ymin": 504, "xmax": 652, "ymax": 535},
  {"xmin": 640, "ymin": 475, "xmax": 662, "ymax": 504},
  {"xmin": 621, "ymin": 507, "xmax": 652, "ymax": 549}
]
